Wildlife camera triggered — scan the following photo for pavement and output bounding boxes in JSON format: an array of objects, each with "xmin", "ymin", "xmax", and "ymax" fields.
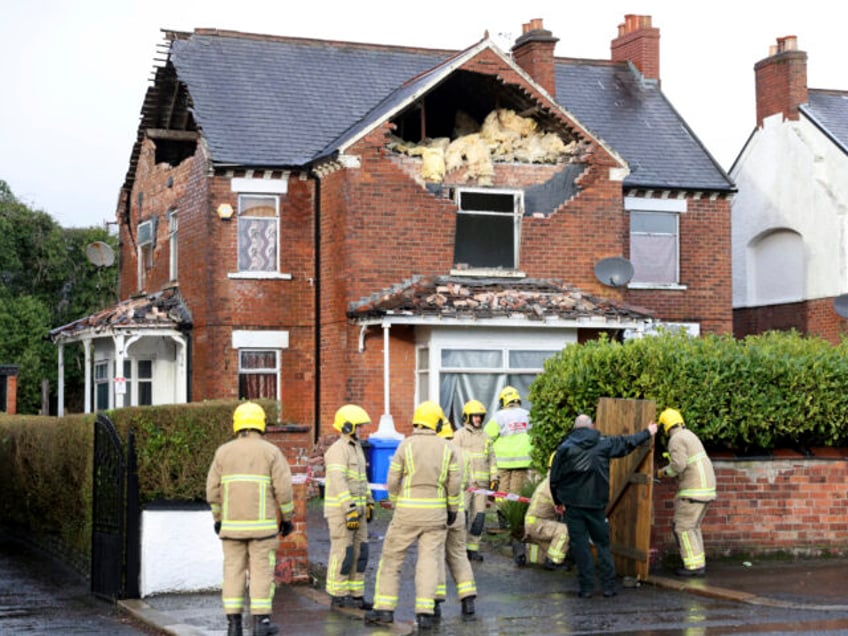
[{"xmin": 120, "ymin": 500, "xmax": 848, "ymax": 635}]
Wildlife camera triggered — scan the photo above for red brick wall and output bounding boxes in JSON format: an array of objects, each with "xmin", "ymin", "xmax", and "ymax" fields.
[
  {"xmin": 625, "ymin": 196, "xmax": 733, "ymax": 335},
  {"xmin": 265, "ymin": 426, "xmax": 312, "ymax": 583},
  {"xmin": 734, "ymin": 298, "xmax": 848, "ymax": 344},
  {"xmin": 650, "ymin": 458, "xmax": 848, "ymax": 559}
]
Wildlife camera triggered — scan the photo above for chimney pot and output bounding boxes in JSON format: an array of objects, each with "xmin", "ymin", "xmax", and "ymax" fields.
[{"xmin": 611, "ymin": 14, "xmax": 660, "ymax": 83}]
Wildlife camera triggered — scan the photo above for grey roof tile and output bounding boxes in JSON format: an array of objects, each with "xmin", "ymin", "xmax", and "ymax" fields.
[
  {"xmin": 802, "ymin": 89, "xmax": 848, "ymax": 155},
  {"xmin": 165, "ymin": 30, "xmax": 733, "ymax": 192}
]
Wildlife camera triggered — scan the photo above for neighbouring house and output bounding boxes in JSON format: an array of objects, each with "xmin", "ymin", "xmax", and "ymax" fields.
[
  {"xmin": 50, "ymin": 15, "xmax": 734, "ymax": 439},
  {"xmin": 731, "ymin": 36, "xmax": 848, "ymax": 343}
]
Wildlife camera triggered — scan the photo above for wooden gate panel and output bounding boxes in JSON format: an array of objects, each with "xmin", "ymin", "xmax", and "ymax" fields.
[{"xmin": 597, "ymin": 398, "xmax": 656, "ymax": 580}]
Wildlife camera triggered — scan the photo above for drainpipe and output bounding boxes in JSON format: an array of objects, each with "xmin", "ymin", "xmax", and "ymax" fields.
[
  {"xmin": 375, "ymin": 321, "xmax": 402, "ymax": 439},
  {"xmin": 312, "ymin": 171, "xmax": 322, "ymax": 444}
]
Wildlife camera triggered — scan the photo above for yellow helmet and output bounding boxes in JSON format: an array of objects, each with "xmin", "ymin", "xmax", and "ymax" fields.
[
  {"xmin": 437, "ymin": 420, "xmax": 455, "ymax": 439},
  {"xmin": 462, "ymin": 399, "xmax": 487, "ymax": 424},
  {"xmin": 233, "ymin": 402, "xmax": 266, "ymax": 434},
  {"xmin": 413, "ymin": 400, "xmax": 447, "ymax": 431},
  {"xmin": 658, "ymin": 408, "xmax": 685, "ymax": 435},
  {"xmin": 499, "ymin": 385, "xmax": 521, "ymax": 408},
  {"xmin": 333, "ymin": 404, "xmax": 371, "ymax": 435}
]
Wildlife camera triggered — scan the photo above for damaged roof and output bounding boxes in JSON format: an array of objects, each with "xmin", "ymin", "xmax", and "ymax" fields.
[
  {"xmin": 50, "ymin": 288, "xmax": 192, "ymax": 342},
  {"xmin": 348, "ymin": 275, "xmax": 653, "ymax": 326},
  {"xmin": 134, "ymin": 28, "xmax": 732, "ymax": 192}
]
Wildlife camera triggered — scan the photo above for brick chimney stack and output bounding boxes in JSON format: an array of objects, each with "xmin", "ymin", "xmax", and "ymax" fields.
[
  {"xmin": 754, "ymin": 36, "xmax": 808, "ymax": 128},
  {"xmin": 511, "ymin": 18, "xmax": 559, "ymax": 96},
  {"xmin": 610, "ymin": 14, "xmax": 660, "ymax": 84}
]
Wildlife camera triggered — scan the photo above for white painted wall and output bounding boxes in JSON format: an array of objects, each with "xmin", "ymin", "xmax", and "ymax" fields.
[
  {"xmin": 731, "ymin": 112, "xmax": 848, "ymax": 308},
  {"xmin": 140, "ymin": 508, "xmax": 222, "ymax": 597}
]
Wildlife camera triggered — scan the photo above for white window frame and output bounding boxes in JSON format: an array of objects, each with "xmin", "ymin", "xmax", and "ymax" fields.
[
  {"xmin": 94, "ymin": 360, "xmax": 110, "ymax": 411},
  {"xmin": 237, "ymin": 349, "xmax": 281, "ymax": 402},
  {"xmin": 451, "ymin": 187, "xmax": 525, "ymax": 276},
  {"xmin": 168, "ymin": 210, "xmax": 178, "ymax": 282},
  {"xmin": 236, "ymin": 194, "xmax": 280, "ymax": 274},
  {"xmin": 626, "ymin": 197, "xmax": 687, "ymax": 290}
]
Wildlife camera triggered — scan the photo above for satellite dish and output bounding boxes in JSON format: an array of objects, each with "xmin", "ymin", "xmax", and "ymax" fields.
[
  {"xmin": 85, "ymin": 241, "xmax": 115, "ymax": 268},
  {"xmin": 834, "ymin": 294, "xmax": 848, "ymax": 318},
  {"xmin": 594, "ymin": 257, "xmax": 634, "ymax": 287}
]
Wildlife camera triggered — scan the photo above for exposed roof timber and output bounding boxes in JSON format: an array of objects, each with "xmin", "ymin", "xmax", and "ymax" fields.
[{"xmin": 146, "ymin": 128, "xmax": 198, "ymax": 141}]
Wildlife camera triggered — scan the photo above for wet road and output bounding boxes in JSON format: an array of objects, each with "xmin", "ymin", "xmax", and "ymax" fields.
[{"xmin": 0, "ymin": 534, "xmax": 162, "ymax": 635}]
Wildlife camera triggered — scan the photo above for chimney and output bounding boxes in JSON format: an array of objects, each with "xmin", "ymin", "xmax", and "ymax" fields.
[
  {"xmin": 611, "ymin": 14, "xmax": 660, "ymax": 83},
  {"xmin": 511, "ymin": 18, "xmax": 559, "ymax": 96},
  {"xmin": 754, "ymin": 36, "xmax": 807, "ymax": 127}
]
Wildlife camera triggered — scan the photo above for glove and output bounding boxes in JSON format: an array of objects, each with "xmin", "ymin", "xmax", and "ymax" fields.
[
  {"xmin": 489, "ymin": 479, "xmax": 500, "ymax": 492},
  {"xmin": 345, "ymin": 508, "xmax": 360, "ymax": 530},
  {"xmin": 447, "ymin": 510, "xmax": 457, "ymax": 526},
  {"xmin": 279, "ymin": 519, "xmax": 294, "ymax": 537},
  {"xmin": 656, "ymin": 468, "xmax": 664, "ymax": 480},
  {"xmin": 214, "ymin": 521, "xmax": 221, "ymax": 535},
  {"xmin": 366, "ymin": 503, "xmax": 375, "ymax": 523}
]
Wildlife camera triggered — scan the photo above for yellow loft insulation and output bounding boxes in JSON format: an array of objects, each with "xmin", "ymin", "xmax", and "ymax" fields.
[{"xmin": 388, "ymin": 108, "xmax": 583, "ymax": 186}]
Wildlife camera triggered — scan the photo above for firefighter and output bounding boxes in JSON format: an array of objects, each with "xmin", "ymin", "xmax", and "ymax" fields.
[
  {"xmin": 364, "ymin": 401, "xmax": 461, "ymax": 631},
  {"xmin": 522, "ymin": 454, "xmax": 569, "ymax": 570},
  {"xmin": 484, "ymin": 386, "xmax": 533, "ymax": 496},
  {"xmin": 656, "ymin": 408, "xmax": 716, "ymax": 577},
  {"xmin": 434, "ymin": 419, "xmax": 477, "ymax": 622},
  {"xmin": 323, "ymin": 404, "xmax": 374, "ymax": 609},
  {"xmin": 206, "ymin": 402, "xmax": 294, "ymax": 636},
  {"xmin": 452, "ymin": 399, "xmax": 497, "ymax": 562}
]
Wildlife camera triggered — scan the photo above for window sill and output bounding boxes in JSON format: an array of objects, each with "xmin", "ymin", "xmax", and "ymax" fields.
[
  {"xmin": 627, "ymin": 282, "xmax": 687, "ymax": 291},
  {"xmin": 449, "ymin": 268, "xmax": 526, "ymax": 278},
  {"xmin": 228, "ymin": 272, "xmax": 293, "ymax": 280}
]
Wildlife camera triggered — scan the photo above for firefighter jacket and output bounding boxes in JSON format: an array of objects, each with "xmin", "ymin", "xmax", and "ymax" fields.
[
  {"xmin": 484, "ymin": 406, "xmax": 532, "ymax": 469},
  {"xmin": 323, "ymin": 435, "xmax": 374, "ymax": 518},
  {"xmin": 549, "ymin": 427, "xmax": 651, "ymax": 510},
  {"xmin": 386, "ymin": 428, "xmax": 461, "ymax": 527},
  {"xmin": 206, "ymin": 430, "xmax": 294, "ymax": 540},
  {"xmin": 447, "ymin": 439, "xmax": 470, "ymax": 514},
  {"xmin": 524, "ymin": 474, "xmax": 559, "ymax": 526},
  {"xmin": 453, "ymin": 424, "xmax": 497, "ymax": 487},
  {"xmin": 661, "ymin": 427, "xmax": 716, "ymax": 502}
]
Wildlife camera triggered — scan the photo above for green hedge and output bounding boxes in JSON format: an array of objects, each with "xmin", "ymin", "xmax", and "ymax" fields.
[
  {"xmin": 0, "ymin": 399, "xmax": 280, "ymax": 574},
  {"xmin": 528, "ymin": 330, "xmax": 848, "ymax": 469}
]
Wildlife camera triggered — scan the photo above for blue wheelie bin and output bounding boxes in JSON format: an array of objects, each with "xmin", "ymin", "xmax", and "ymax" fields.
[{"xmin": 366, "ymin": 437, "xmax": 400, "ymax": 501}]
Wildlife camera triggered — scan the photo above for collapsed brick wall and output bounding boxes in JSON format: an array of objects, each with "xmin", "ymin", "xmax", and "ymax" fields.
[{"xmin": 650, "ymin": 458, "xmax": 848, "ymax": 560}]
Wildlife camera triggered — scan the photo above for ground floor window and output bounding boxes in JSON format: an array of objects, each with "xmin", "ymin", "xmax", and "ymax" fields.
[
  {"xmin": 94, "ymin": 360, "xmax": 109, "ymax": 411},
  {"xmin": 238, "ymin": 349, "xmax": 279, "ymax": 400}
]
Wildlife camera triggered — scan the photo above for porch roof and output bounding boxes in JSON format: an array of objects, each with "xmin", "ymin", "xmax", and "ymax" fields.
[
  {"xmin": 49, "ymin": 288, "xmax": 192, "ymax": 343},
  {"xmin": 347, "ymin": 275, "xmax": 654, "ymax": 328}
]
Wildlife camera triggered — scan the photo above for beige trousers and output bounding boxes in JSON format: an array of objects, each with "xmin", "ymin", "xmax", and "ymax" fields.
[
  {"xmin": 373, "ymin": 521, "xmax": 446, "ymax": 615},
  {"xmin": 437, "ymin": 513, "xmax": 477, "ymax": 601},
  {"xmin": 221, "ymin": 536, "xmax": 278, "ymax": 615},
  {"xmin": 524, "ymin": 518, "xmax": 569, "ymax": 563},
  {"xmin": 673, "ymin": 498, "xmax": 710, "ymax": 570},
  {"xmin": 325, "ymin": 514, "xmax": 368, "ymax": 598}
]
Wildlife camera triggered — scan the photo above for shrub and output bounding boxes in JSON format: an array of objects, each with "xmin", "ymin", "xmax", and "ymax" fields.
[{"xmin": 528, "ymin": 330, "xmax": 848, "ymax": 466}]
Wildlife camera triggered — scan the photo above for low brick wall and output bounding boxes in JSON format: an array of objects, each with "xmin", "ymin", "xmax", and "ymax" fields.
[
  {"xmin": 650, "ymin": 456, "xmax": 848, "ymax": 559},
  {"xmin": 266, "ymin": 425, "xmax": 313, "ymax": 584}
]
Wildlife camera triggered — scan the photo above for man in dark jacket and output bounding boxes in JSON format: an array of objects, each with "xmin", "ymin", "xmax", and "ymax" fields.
[{"xmin": 549, "ymin": 414, "xmax": 657, "ymax": 598}]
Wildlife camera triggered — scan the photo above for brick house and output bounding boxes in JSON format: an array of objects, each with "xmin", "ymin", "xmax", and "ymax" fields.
[
  {"xmin": 51, "ymin": 15, "xmax": 734, "ymax": 439},
  {"xmin": 732, "ymin": 36, "xmax": 848, "ymax": 342}
]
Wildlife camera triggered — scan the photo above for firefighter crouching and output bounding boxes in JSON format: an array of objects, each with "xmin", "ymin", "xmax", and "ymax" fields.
[
  {"xmin": 206, "ymin": 402, "xmax": 294, "ymax": 636},
  {"xmin": 364, "ymin": 401, "xmax": 461, "ymax": 631},
  {"xmin": 323, "ymin": 404, "xmax": 375, "ymax": 609},
  {"xmin": 656, "ymin": 408, "xmax": 716, "ymax": 577},
  {"xmin": 521, "ymin": 454, "xmax": 570, "ymax": 570},
  {"xmin": 453, "ymin": 399, "xmax": 497, "ymax": 562}
]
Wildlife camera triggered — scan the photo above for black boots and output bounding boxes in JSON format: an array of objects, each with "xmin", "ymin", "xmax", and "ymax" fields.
[
  {"xmin": 331, "ymin": 595, "xmax": 373, "ymax": 610},
  {"xmin": 417, "ymin": 613, "xmax": 435, "ymax": 630},
  {"xmin": 364, "ymin": 609, "xmax": 394, "ymax": 624},
  {"xmin": 467, "ymin": 549, "xmax": 484, "ymax": 562},
  {"xmin": 253, "ymin": 615, "xmax": 279, "ymax": 636},
  {"xmin": 461, "ymin": 596, "xmax": 476, "ymax": 621},
  {"xmin": 226, "ymin": 614, "xmax": 242, "ymax": 636}
]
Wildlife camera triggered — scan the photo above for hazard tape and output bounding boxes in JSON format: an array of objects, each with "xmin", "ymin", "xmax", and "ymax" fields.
[{"xmin": 293, "ymin": 468, "xmax": 530, "ymax": 503}]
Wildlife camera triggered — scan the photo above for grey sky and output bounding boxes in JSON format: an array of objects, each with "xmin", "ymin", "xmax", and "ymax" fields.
[{"xmin": 1, "ymin": 0, "xmax": 844, "ymax": 228}]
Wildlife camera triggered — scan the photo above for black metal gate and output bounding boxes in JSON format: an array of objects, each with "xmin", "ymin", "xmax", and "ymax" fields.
[{"xmin": 91, "ymin": 414, "xmax": 140, "ymax": 600}]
